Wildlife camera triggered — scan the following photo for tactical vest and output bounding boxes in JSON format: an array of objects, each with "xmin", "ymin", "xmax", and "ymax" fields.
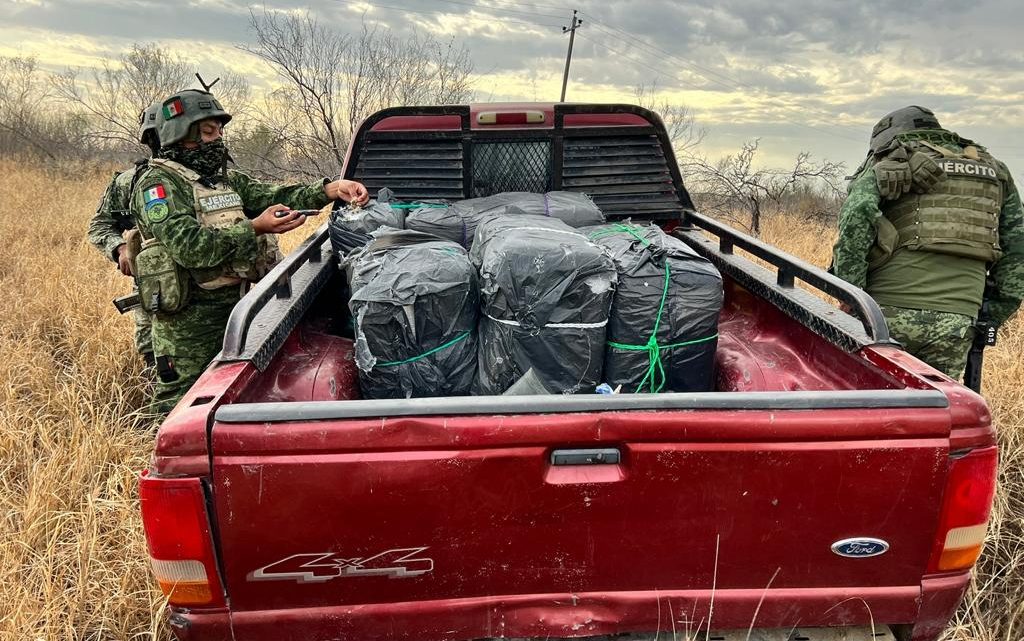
[
  {"xmin": 881, "ymin": 141, "xmax": 1004, "ymax": 263},
  {"xmin": 148, "ymin": 158, "xmax": 283, "ymax": 290}
]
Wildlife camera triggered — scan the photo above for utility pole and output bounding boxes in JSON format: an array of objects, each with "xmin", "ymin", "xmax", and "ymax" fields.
[{"xmin": 560, "ymin": 10, "xmax": 582, "ymax": 102}]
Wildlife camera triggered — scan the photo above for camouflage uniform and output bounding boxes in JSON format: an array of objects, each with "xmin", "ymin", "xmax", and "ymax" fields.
[
  {"xmin": 879, "ymin": 306, "xmax": 976, "ymax": 378},
  {"xmin": 132, "ymin": 164, "xmax": 330, "ymax": 415},
  {"xmin": 832, "ymin": 116, "xmax": 1024, "ymax": 379},
  {"xmin": 87, "ymin": 164, "xmax": 153, "ymax": 362}
]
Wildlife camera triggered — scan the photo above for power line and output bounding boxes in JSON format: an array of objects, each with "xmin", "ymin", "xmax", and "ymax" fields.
[
  {"xmin": 574, "ymin": 32, "xmax": 865, "ymax": 144},
  {"xmin": 334, "ymin": 0, "xmax": 563, "ymax": 29},
  {"xmin": 582, "ymin": 19, "xmax": 742, "ymax": 93},
  {"xmin": 426, "ymin": 0, "xmax": 565, "ymax": 21},
  {"xmin": 491, "ymin": 0, "xmax": 571, "ymax": 10},
  {"xmin": 581, "ymin": 15, "xmax": 760, "ymax": 90},
  {"xmin": 572, "ymin": 33, "xmax": 682, "ymax": 88},
  {"xmin": 579, "ymin": 12, "xmax": 869, "ymax": 141}
]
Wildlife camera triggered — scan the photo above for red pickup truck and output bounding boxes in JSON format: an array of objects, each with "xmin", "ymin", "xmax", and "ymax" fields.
[{"xmin": 139, "ymin": 104, "xmax": 997, "ymax": 641}]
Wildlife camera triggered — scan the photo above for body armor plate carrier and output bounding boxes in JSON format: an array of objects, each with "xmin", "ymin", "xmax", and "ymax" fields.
[
  {"xmin": 880, "ymin": 141, "xmax": 1005, "ymax": 264},
  {"xmin": 149, "ymin": 158, "xmax": 283, "ymax": 290}
]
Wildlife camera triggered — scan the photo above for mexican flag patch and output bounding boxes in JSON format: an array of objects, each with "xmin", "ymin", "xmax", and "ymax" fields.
[
  {"xmin": 144, "ymin": 184, "xmax": 166, "ymax": 204},
  {"xmin": 162, "ymin": 98, "xmax": 184, "ymax": 119}
]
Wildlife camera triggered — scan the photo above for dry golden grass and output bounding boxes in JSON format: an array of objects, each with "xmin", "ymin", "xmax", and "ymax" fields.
[
  {"xmin": 0, "ymin": 162, "xmax": 1019, "ymax": 640},
  {"xmin": 0, "ymin": 161, "xmax": 166, "ymax": 640}
]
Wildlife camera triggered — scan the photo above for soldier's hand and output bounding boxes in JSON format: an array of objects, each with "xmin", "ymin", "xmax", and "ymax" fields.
[
  {"xmin": 116, "ymin": 244, "xmax": 134, "ymax": 276},
  {"xmin": 252, "ymin": 204, "xmax": 308, "ymax": 236},
  {"xmin": 325, "ymin": 179, "xmax": 369, "ymax": 206}
]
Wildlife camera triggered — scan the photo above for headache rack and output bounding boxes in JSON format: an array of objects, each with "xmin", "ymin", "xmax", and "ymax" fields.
[
  {"xmin": 221, "ymin": 103, "xmax": 893, "ymax": 371},
  {"xmin": 344, "ymin": 104, "xmax": 696, "ymax": 223}
]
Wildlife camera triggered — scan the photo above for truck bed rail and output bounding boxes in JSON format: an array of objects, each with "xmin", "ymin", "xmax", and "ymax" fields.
[
  {"xmin": 676, "ymin": 211, "xmax": 894, "ymax": 351},
  {"xmin": 221, "ymin": 224, "xmax": 333, "ymax": 370}
]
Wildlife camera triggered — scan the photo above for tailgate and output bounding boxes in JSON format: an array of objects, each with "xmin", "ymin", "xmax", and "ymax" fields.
[{"xmin": 210, "ymin": 391, "xmax": 951, "ymax": 630}]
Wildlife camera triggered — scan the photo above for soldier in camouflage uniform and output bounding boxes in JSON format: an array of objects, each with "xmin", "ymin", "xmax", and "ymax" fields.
[
  {"xmin": 832, "ymin": 106, "xmax": 1024, "ymax": 379},
  {"xmin": 87, "ymin": 101, "xmax": 162, "ymax": 368},
  {"xmin": 131, "ymin": 89, "xmax": 369, "ymax": 415}
]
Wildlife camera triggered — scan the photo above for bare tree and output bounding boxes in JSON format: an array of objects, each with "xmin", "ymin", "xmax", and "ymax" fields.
[
  {"xmin": 685, "ymin": 139, "xmax": 845, "ymax": 235},
  {"xmin": 0, "ymin": 55, "xmax": 91, "ymax": 160},
  {"xmin": 241, "ymin": 8, "xmax": 474, "ymax": 177},
  {"xmin": 632, "ymin": 82, "xmax": 705, "ymax": 156},
  {"xmin": 337, "ymin": 21, "xmax": 473, "ymax": 134},
  {"xmin": 213, "ymin": 71, "xmax": 254, "ymax": 123},
  {"xmin": 51, "ymin": 45, "xmax": 253, "ymax": 158},
  {"xmin": 230, "ymin": 88, "xmax": 331, "ymax": 180},
  {"xmin": 51, "ymin": 44, "xmax": 191, "ymax": 152},
  {"xmin": 239, "ymin": 9, "xmax": 350, "ymax": 176}
]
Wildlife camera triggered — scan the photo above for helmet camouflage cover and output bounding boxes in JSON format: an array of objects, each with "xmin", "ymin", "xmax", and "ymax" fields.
[
  {"xmin": 138, "ymin": 100, "xmax": 161, "ymax": 146},
  {"xmin": 870, "ymin": 105, "xmax": 942, "ymax": 153},
  {"xmin": 157, "ymin": 89, "xmax": 232, "ymax": 148}
]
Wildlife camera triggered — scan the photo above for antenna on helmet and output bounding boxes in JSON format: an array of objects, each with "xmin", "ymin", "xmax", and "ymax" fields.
[{"xmin": 195, "ymin": 73, "xmax": 220, "ymax": 92}]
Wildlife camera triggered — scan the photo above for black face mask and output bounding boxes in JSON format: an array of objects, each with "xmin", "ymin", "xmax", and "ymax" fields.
[{"xmin": 163, "ymin": 139, "xmax": 229, "ymax": 180}]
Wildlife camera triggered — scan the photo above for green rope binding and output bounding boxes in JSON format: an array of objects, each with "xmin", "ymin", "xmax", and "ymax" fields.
[
  {"xmin": 591, "ymin": 223, "xmax": 718, "ymax": 393},
  {"xmin": 388, "ymin": 202, "xmax": 448, "ymax": 210},
  {"xmin": 375, "ymin": 331, "xmax": 471, "ymax": 367}
]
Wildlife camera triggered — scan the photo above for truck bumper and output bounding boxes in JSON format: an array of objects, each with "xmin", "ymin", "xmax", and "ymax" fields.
[
  {"xmin": 165, "ymin": 575, "xmax": 971, "ymax": 641},
  {"xmin": 910, "ymin": 573, "xmax": 971, "ymax": 641}
]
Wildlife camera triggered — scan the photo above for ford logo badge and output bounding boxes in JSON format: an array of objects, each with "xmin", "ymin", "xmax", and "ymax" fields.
[{"xmin": 831, "ymin": 538, "xmax": 890, "ymax": 558}]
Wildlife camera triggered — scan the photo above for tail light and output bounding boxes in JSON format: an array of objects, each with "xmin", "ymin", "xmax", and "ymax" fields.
[
  {"xmin": 139, "ymin": 470, "xmax": 226, "ymax": 607},
  {"xmin": 928, "ymin": 447, "xmax": 998, "ymax": 573}
]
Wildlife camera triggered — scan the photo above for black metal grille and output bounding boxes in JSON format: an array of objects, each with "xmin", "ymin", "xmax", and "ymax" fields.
[
  {"xmin": 562, "ymin": 134, "xmax": 683, "ymax": 221},
  {"xmin": 347, "ymin": 121, "xmax": 689, "ymax": 223},
  {"xmin": 471, "ymin": 141, "xmax": 551, "ymax": 197},
  {"xmin": 350, "ymin": 135, "xmax": 465, "ymax": 201}
]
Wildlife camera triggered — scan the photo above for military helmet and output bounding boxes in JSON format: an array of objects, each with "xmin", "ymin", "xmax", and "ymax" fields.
[
  {"xmin": 138, "ymin": 101, "xmax": 161, "ymax": 149},
  {"xmin": 156, "ymin": 89, "xmax": 232, "ymax": 148},
  {"xmin": 870, "ymin": 106, "xmax": 942, "ymax": 153}
]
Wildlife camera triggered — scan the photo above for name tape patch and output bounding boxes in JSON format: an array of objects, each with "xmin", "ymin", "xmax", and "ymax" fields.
[
  {"xmin": 939, "ymin": 159, "xmax": 998, "ymax": 180},
  {"xmin": 198, "ymin": 193, "xmax": 243, "ymax": 212}
]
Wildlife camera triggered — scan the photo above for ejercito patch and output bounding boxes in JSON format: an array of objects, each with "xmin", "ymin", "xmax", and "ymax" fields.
[
  {"xmin": 198, "ymin": 193, "xmax": 243, "ymax": 212},
  {"xmin": 938, "ymin": 159, "xmax": 999, "ymax": 181}
]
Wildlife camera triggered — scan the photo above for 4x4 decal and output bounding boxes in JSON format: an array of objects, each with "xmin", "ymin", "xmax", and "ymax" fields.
[{"xmin": 248, "ymin": 547, "xmax": 433, "ymax": 583}]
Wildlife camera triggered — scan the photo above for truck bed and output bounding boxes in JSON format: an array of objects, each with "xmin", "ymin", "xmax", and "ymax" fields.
[{"xmin": 141, "ymin": 104, "xmax": 996, "ymax": 641}]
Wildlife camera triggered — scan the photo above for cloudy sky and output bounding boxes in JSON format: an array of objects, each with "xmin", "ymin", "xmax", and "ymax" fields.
[{"xmin": 3, "ymin": 0, "xmax": 1024, "ymax": 175}]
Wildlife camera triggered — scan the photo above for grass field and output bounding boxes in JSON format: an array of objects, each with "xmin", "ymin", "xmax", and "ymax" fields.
[{"xmin": 0, "ymin": 161, "xmax": 1021, "ymax": 640}]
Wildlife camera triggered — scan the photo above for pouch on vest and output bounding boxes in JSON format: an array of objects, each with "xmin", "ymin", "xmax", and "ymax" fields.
[
  {"xmin": 254, "ymin": 235, "xmax": 284, "ymax": 278},
  {"xmin": 868, "ymin": 214, "xmax": 898, "ymax": 271},
  {"xmin": 135, "ymin": 239, "xmax": 189, "ymax": 314}
]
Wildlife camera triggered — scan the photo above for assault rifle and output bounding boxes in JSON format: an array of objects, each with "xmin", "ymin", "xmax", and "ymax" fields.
[
  {"xmin": 113, "ymin": 292, "xmax": 141, "ymax": 314},
  {"xmin": 964, "ymin": 282, "xmax": 998, "ymax": 393}
]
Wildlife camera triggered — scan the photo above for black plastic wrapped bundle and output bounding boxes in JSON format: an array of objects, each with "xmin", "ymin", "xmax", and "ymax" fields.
[
  {"xmin": 346, "ymin": 230, "xmax": 478, "ymax": 399},
  {"xmin": 328, "ymin": 187, "xmax": 417, "ymax": 256},
  {"xmin": 406, "ymin": 191, "xmax": 605, "ymax": 248},
  {"xmin": 584, "ymin": 223, "xmax": 723, "ymax": 393},
  {"xmin": 470, "ymin": 214, "xmax": 617, "ymax": 395}
]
